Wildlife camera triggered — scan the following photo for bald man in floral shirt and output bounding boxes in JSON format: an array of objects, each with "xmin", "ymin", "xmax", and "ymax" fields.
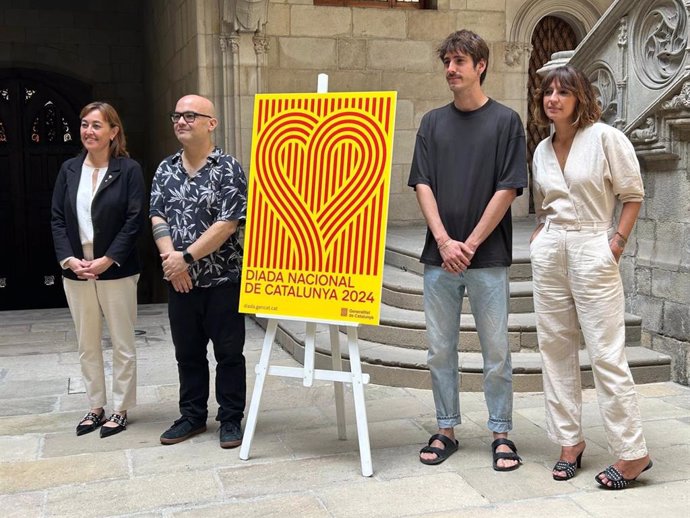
[{"xmin": 150, "ymin": 94, "xmax": 247, "ymax": 449}]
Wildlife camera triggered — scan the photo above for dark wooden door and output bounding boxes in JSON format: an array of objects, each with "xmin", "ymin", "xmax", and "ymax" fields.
[
  {"xmin": 0, "ymin": 70, "xmax": 89, "ymax": 310},
  {"xmin": 526, "ymin": 16, "xmax": 579, "ymax": 212}
]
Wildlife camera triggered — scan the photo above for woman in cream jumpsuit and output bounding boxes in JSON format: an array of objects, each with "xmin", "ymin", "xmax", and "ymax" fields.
[{"xmin": 530, "ymin": 66, "xmax": 652, "ymax": 489}]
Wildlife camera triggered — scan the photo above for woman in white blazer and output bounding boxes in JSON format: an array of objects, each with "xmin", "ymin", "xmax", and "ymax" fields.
[{"xmin": 530, "ymin": 66, "xmax": 652, "ymax": 489}]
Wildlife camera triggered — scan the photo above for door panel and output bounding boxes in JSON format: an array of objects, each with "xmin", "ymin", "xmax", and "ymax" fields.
[
  {"xmin": 0, "ymin": 71, "xmax": 89, "ymax": 310},
  {"xmin": 526, "ymin": 16, "xmax": 579, "ymax": 213}
]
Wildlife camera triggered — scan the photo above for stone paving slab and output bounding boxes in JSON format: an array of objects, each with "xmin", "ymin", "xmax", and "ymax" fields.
[
  {"xmin": 0, "ymin": 434, "xmax": 41, "ymax": 462},
  {"xmin": 416, "ymin": 497, "xmax": 591, "ymax": 518},
  {"xmin": 315, "ymin": 472, "xmax": 489, "ymax": 517},
  {"xmin": 131, "ymin": 431, "xmax": 293, "ymax": 477},
  {"xmin": 1, "ymin": 306, "xmax": 689, "ymax": 517},
  {"xmin": 44, "ymin": 471, "xmax": 221, "ymax": 516},
  {"xmin": 0, "ymin": 451, "xmax": 128, "ymax": 494},
  {"xmin": 0, "ymin": 396, "xmax": 57, "ymax": 417},
  {"xmin": 0, "ymin": 493, "xmax": 45, "ymax": 518},
  {"xmin": 171, "ymin": 494, "xmax": 330, "ymax": 518},
  {"xmin": 569, "ymin": 479, "xmax": 690, "ymax": 516}
]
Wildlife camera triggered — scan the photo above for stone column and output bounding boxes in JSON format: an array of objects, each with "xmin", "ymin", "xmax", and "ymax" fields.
[
  {"xmin": 220, "ymin": 33, "xmax": 241, "ymax": 161},
  {"xmin": 220, "ymin": 0, "xmax": 270, "ymax": 163}
]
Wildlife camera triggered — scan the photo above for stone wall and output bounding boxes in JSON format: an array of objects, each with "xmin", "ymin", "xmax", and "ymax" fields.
[
  {"xmin": 144, "ymin": 0, "xmax": 229, "ymax": 301},
  {"xmin": 0, "ymin": 0, "xmax": 147, "ymax": 161},
  {"xmin": 0, "ymin": 0, "xmax": 151, "ymax": 300},
  {"xmin": 566, "ymin": 0, "xmax": 690, "ymax": 384},
  {"xmin": 225, "ymin": 0, "xmax": 612, "ymax": 222},
  {"xmin": 259, "ymin": 1, "xmax": 521, "ymax": 222},
  {"xmin": 145, "ymin": 0, "xmax": 202, "ymax": 172},
  {"xmin": 634, "ymin": 155, "xmax": 690, "ymax": 385}
]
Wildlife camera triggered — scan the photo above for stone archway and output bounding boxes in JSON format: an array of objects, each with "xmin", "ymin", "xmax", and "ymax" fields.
[
  {"xmin": 525, "ymin": 17, "xmax": 579, "ymax": 212},
  {"xmin": 509, "ymin": 0, "xmax": 601, "ymax": 44},
  {"xmin": 505, "ymin": 0, "xmax": 606, "ymax": 213}
]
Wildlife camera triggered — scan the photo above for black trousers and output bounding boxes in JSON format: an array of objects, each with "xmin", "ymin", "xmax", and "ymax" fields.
[{"xmin": 167, "ymin": 283, "xmax": 246, "ymax": 424}]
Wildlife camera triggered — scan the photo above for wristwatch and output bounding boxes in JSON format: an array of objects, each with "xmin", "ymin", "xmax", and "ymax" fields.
[{"xmin": 182, "ymin": 249, "xmax": 195, "ymax": 264}]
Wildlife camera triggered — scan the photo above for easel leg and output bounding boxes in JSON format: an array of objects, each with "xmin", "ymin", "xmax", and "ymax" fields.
[
  {"xmin": 329, "ymin": 325, "xmax": 347, "ymax": 440},
  {"xmin": 347, "ymin": 327, "xmax": 373, "ymax": 476},
  {"xmin": 239, "ymin": 319, "xmax": 277, "ymax": 461},
  {"xmin": 303, "ymin": 322, "xmax": 316, "ymax": 387}
]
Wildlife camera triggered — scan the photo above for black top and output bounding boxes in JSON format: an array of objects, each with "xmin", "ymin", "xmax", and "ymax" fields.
[
  {"xmin": 408, "ymin": 99, "xmax": 528, "ymax": 268},
  {"xmin": 51, "ymin": 153, "xmax": 146, "ymax": 281}
]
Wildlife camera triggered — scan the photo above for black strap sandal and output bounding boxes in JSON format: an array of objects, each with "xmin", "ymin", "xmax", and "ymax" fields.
[
  {"xmin": 553, "ymin": 451, "xmax": 583, "ymax": 481},
  {"xmin": 100, "ymin": 413, "xmax": 128, "ymax": 438},
  {"xmin": 76, "ymin": 410, "xmax": 105, "ymax": 436},
  {"xmin": 491, "ymin": 438, "xmax": 522, "ymax": 471},
  {"xmin": 419, "ymin": 433, "xmax": 459, "ymax": 465},
  {"xmin": 595, "ymin": 460, "xmax": 653, "ymax": 490}
]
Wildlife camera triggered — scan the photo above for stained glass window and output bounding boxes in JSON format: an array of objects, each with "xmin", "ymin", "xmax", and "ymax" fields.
[{"xmin": 29, "ymin": 100, "xmax": 74, "ymax": 145}]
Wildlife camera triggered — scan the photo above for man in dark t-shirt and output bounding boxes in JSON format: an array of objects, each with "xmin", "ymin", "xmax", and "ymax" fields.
[{"xmin": 408, "ymin": 30, "xmax": 528, "ymax": 470}]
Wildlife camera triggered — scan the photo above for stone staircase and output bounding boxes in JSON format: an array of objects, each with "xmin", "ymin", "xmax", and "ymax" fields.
[{"xmin": 260, "ymin": 220, "xmax": 672, "ymax": 391}]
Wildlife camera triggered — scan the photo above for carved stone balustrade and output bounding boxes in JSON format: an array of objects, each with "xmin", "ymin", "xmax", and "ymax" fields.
[{"xmin": 569, "ymin": 0, "xmax": 690, "ymax": 164}]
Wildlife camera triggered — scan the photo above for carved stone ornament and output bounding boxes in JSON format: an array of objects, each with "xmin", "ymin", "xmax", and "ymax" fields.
[
  {"xmin": 223, "ymin": 0, "xmax": 268, "ymax": 34},
  {"xmin": 253, "ymin": 34, "xmax": 269, "ymax": 55},
  {"xmin": 633, "ymin": 0, "xmax": 688, "ymax": 88},
  {"xmin": 589, "ymin": 66, "xmax": 618, "ymax": 124},
  {"xmin": 629, "ymin": 117, "xmax": 658, "ymax": 143},
  {"xmin": 220, "ymin": 34, "xmax": 240, "ymax": 53},
  {"xmin": 661, "ymin": 80, "xmax": 690, "ymax": 110},
  {"xmin": 504, "ymin": 42, "xmax": 531, "ymax": 67},
  {"xmin": 618, "ymin": 16, "xmax": 628, "ymax": 47}
]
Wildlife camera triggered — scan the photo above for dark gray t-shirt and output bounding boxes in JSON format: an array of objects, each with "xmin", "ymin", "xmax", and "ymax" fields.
[{"xmin": 408, "ymin": 99, "xmax": 528, "ymax": 268}]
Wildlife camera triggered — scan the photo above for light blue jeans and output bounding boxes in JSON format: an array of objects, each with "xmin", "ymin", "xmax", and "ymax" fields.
[{"xmin": 424, "ymin": 265, "xmax": 513, "ymax": 432}]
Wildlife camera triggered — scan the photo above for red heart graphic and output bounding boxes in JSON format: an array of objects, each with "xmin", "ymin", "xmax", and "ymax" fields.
[{"xmin": 255, "ymin": 109, "xmax": 387, "ymax": 271}]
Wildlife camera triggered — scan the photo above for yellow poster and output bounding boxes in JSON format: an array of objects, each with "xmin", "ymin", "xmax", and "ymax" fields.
[{"xmin": 240, "ymin": 91, "xmax": 397, "ymax": 324}]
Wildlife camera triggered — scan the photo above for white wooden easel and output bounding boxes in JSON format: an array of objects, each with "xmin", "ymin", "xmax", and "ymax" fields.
[
  {"xmin": 238, "ymin": 315, "xmax": 373, "ymax": 476},
  {"xmin": 239, "ymin": 74, "xmax": 374, "ymax": 476}
]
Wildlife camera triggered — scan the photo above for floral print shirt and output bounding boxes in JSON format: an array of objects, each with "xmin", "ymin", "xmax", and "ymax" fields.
[{"xmin": 150, "ymin": 147, "xmax": 247, "ymax": 287}]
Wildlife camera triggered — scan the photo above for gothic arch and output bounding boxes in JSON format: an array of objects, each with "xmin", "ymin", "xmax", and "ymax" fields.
[{"xmin": 509, "ymin": 0, "xmax": 603, "ymax": 47}]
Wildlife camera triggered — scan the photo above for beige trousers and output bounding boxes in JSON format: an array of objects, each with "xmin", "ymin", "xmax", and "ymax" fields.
[
  {"xmin": 64, "ymin": 274, "xmax": 139, "ymax": 412},
  {"xmin": 530, "ymin": 222, "xmax": 647, "ymax": 460}
]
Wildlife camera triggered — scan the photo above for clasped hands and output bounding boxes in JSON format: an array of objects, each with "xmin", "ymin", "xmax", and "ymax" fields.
[
  {"xmin": 68, "ymin": 256, "xmax": 114, "ymax": 280},
  {"xmin": 161, "ymin": 251, "xmax": 193, "ymax": 293},
  {"xmin": 439, "ymin": 239, "xmax": 475, "ymax": 274}
]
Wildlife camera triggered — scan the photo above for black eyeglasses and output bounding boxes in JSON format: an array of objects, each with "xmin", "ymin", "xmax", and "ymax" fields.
[{"xmin": 169, "ymin": 111, "xmax": 213, "ymax": 124}]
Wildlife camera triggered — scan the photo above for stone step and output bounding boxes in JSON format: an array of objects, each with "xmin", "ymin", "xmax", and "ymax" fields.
[
  {"xmin": 356, "ymin": 303, "xmax": 642, "ymax": 352},
  {"xmin": 382, "ymin": 264, "xmax": 534, "ymax": 313},
  {"xmin": 260, "ymin": 317, "xmax": 672, "ymax": 392},
  {"xmin": 384, "ymin": 248, "xmax": 534, "ymax": 281},
  {"xmin": 263, "ymin": 221, "xmax": 670, "ymax": 390}
]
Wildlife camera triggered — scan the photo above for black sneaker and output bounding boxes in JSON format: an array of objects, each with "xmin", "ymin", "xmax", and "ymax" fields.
[
  {"xmin": 219, "ymin": 421, "xmax": 243, "ymax": 449},
  {"xmin": 160, "ymin": 417, "xmax": 206, "ymax": 445}
]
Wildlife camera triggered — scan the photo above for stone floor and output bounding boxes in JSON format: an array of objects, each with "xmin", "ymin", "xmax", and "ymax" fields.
[{"xmin": 1, "ymin": 305, "xmax": 689, "ymax": 517}]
